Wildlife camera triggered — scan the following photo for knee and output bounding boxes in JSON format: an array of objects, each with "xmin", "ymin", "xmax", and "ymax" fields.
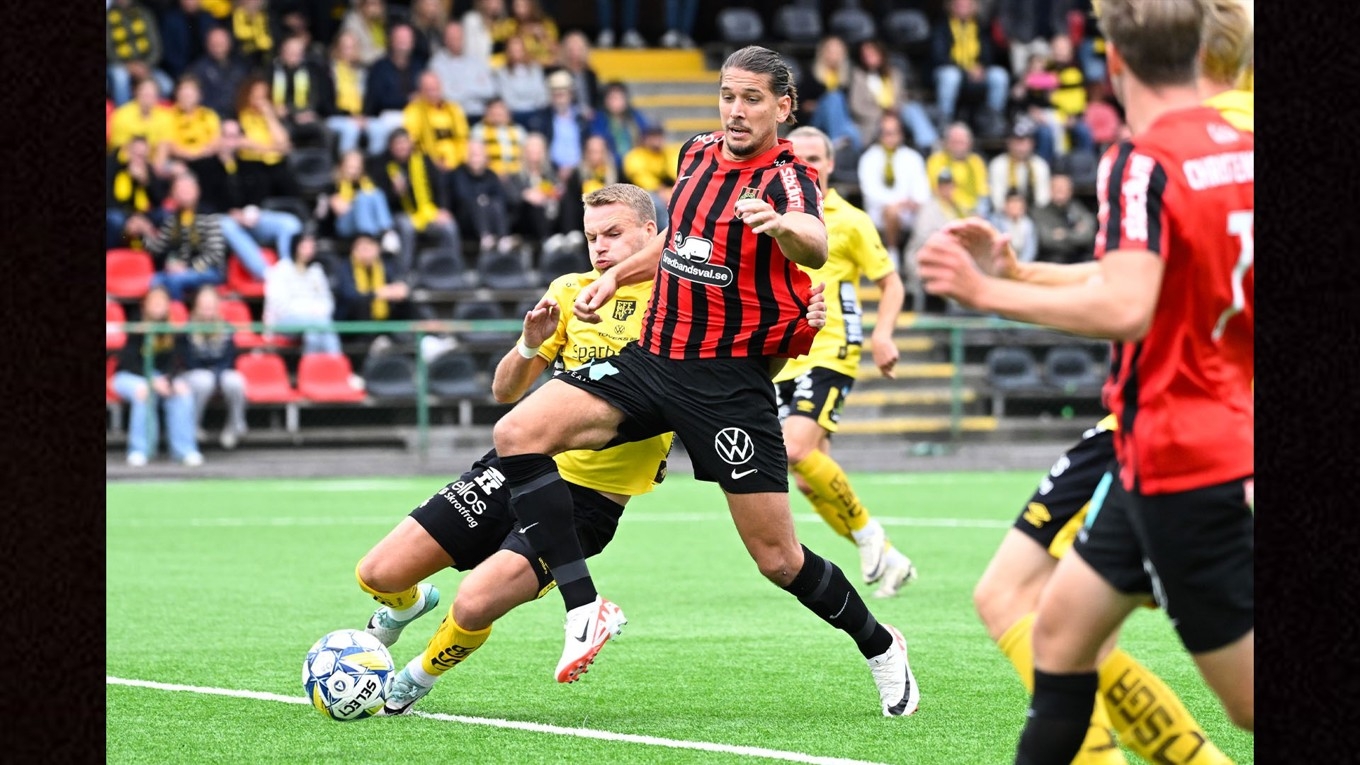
[
  {"xmin": 451, "ymin": 589, "xmax": 494, "ymax": 629},
  {"xmin": 752, "ymin": 545, "xmax": 803, "ymax": 586},
  {"xmin": 492, "ymin": 411, "xmax": 552, "ymax": 455},
  {"xmin": 355, "ymin": 553, "xmax": 406, "ymax": 595},
  {"xmin": 784, "ymin": 436, "xmax": 815, "ymax": 466},
  {"xmin": 1225, "ymin": 699, "xmax": 1253, "ymax": 731},
  {"xmin": 972, "ymin": 576, "xmax": 1011, "ymax": 640},
  {"xmin": 131, "ymin": 383, "xmax": 150, "ymax": 402}
]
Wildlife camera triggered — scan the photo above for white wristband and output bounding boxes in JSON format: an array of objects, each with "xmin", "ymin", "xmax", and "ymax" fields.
[{"xmin": 516, "ymin": 340, "xmax": 541, "ymax": 359}]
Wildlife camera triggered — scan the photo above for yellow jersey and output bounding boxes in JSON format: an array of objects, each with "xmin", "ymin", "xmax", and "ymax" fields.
[
  {"xmin": 108, "ymin": 102, "xmax": 174, "ymax": 153},
  {"xmin": 526, "ymin": 271, "xmax": 673, "ymax": 496},
  {"xmin": 237, "ymin": 110, "xmax": 285, "ymax": 164},
  {"xmin": 404, "ymin": 100, "xmax": 471, "ymax": 170},
  {"xmin": 775, "ymin": 189, "xmax": 896, "ymax": 382},
  {"xmin": 167, "ymin": 106, "xmax": 221, "ymax": 156},
  {"xmin": 925, "ymin": 150, "xmax": 989, "ymax": 213},
  {"xmin": 1203, "ymin": 89, "xmax": 1254, "ymax": 133}
]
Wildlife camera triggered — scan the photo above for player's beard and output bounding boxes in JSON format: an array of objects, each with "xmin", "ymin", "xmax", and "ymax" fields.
[{"xmin": 726, "ymin": 125, "xmax": 762, "ymax": 158}]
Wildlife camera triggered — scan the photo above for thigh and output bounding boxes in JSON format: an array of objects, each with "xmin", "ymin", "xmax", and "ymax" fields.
[
  {"xmin": 1071, "ymin": 469, "xmax": 1154, "ymax": 596},
  {"xmin": 498, "ymin": 482, "xmax": 626, "ymax": 595},
  {"xmin": 974, "ymin": 528, "xmax": 1060, "ymax": 640},
  {"xmin": 219, "ymin": 369, "xmax": 246, "ymax": 394},
  {"xmin": 407, "ymin": 452, "xmax": 519, "ymax": 572},
  {"xmin": 495, "ymin": 376, "xmax": 628, "ymax": 455},
  {"xmin": 361, "ymin": 517, "xmax": 455, "ymax": 591},
  {"xmin": 112, "ymin": 371, "xmax": 148, "ymax": 399},
  {"xmin": 182, "ymin": 368, "xmax": 217, "ymax": 396},
  {"xmin": 1016, "ymin": 425, "xmax": 1117, "ymax": 559},
  {"xmin": 1033, "ymin": 546, "xmax": 1147, "ymax": 672}
]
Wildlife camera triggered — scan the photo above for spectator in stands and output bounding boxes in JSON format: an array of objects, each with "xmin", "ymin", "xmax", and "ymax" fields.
[
  {"xmin": 505, "ymin": 133, "xmax": 563, "ymax": 246},
  {"xmin": 449, "ymin": 140, "xmax": 515, "ymax": 255},
  {"xmin": 156, "ymin": 75, "xmax": 228, "ymax": 197},
  {"xmin": 496, "ymin": 35, "xmax": 550, "ymax": 129},
  {"xmin": 1031, "ymin": 171, "xmax": 1095, "ymax": 264},
  {"xmin": 1073, "ymin": 1, "xmax": 1107, "ymax": 86},
  {"xmin": 997, "ymin": 0, "xmax": 1067, "ymax": 77},
  {"xmin": 269, "ymin": 34, "xmax": 332, "ymax": 150},
  {"xmin": 903, "ymin": 168, "xmax": 969, "ymax": 309},
  {"xmin": 113, "ymin": 285, "xmax": 203, "ymax": 467},
  {"xmin": 462, "ymin": 0, "xmax": 509, "ymax": 62},
  {"xmin": 557, "ymin": 134, "xmax": 617, "ymax": 234},
  {"xmin": 404, "ymin": 71, "xmax": 471, "ymax": 192},
  {"xmin": 661, "ymin": 0, "xmax": 699, "ymax": 49},
  {"xmin": 924, "ymin": 121, "xmax": 990, "ymax": 215},
  {"xmin": 798, "ymin": 36, "xmax": 861, "ymax": 153},
  {"xmin": 534, "ymin": 70, "xmax": 590, "ymax": 178},
  {"xmin": 107, "ymin": 137, "xmax": 169, "ymax": 249},
  {"xmin": 409, "ymin": 0, "xmax": 449, "ymax": 65},
  {"xmin": 147, "ymin": 173, "xmax": 229, "ymax": 301},
  {"xmin": 107, "ymin": 0, "xmax": 175, "ymax": 107},
  {"xmin": 622, "ymin": 125, "xmax": 674, "ymax": 221},
  {"xmin": 108, "ymin": 77, "xmax": 175, "ymax": 156},
  {"xmin": 326, "ymin": 149, "xmax": 398, "ymax": 241},
  {"xmin": 369, "ymin": 128, "xmax": 460, "ymax": 273},
  {"xmin": 988, "ymin": 187, "xmax": 1039, "ymax": 264},
  {"xmin": 427, "ymin": 20, "xmax": 498, "ymax": 123},
  {"xmin": 986, "ymin": 116, "xmax": 1051, "ymax": 213},
  {"xmin": 181, "ymin": 285, "xmax": 249, "ymax": 450},
  {"xmin": 159, "ymin": 0, "xmax": 216, "ymax": 81},
  {"xmin": 931, "ymin": 0, "xmax": 1010, "ymax": 138},
  {"xmin": 334, "ymin": 235, "xmax": 431, "ymax": 355},
  {"xmin": 340, "ymin": 0, "xmax": 389, "ymax": 66},
  {"xmin": 264, "ymin": 233, "xmax": 344, "ymax": 354},
  {"xmin": 230, "ymin": 0, "xmax": 278, "ymax": 69},
  {"xmin": 857, "ymin": 113, "xmax": 931, "ymax": 269},
  {"xmin": 595, "ymin": 0, "xmax": 643, "ymax": 49},
  {"xmin": 471, "ymin": 99, "xmax": 528, "ymax": 178},
  {"xmin": 848, "ymin": 38, "xmax": 939, "ymax": 156},
  {"xmin": 323, "ymin": 30, "xmax": 376, "ymax": 155},
  {"xmin": 364, "ymin": 24, "xmax": 425, "ymax": 155},
  {"xmin": 589, "ymin": 82, "xmax": 651, "ymax": 177},
  {"xmin": 553, "ymin": 31, "xmax": 600, "ymax": 120},
  {"xmin": 504, "ymin": 0, "xmax": 559, "ymax": 66},
  {"xmin": 190, "ymin": 26, "xmax": 251, "ymax": 119},
  {"xmin": 234, "ymin": 76, "xmax": 301, "ymax": 202},
  {"xmin": 1042, "ymin": 34, "xmax": 1096, "ymax": 155}
]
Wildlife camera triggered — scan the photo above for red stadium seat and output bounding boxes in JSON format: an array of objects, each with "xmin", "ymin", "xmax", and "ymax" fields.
[
  {"xmin": 234, "ymin": 352, "xmax": 301, "ymax": 403},
  {"xmin": 106, "ymin": 356, "xmax": 120, "ymax": 403},
  {"xmin": 220, "ymin": 297, "xmax": 270, "ymax": 350},
  {"xmin": 106, "ymin": 301, "xmax": 127, "ymax": 350},
  {"xmin": 225, "ymin": 248, "xmax": 278, "ymax": 299},
  {"xmin": 297, "ymin": 353, "xmax": 367, "ymax": 403},
  {"xmin": 106, "ymin": 249, "xmax": 155, "ymax": 299}
]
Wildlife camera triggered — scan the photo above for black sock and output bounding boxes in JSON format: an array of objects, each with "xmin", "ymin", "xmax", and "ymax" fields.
[
  {"xmin": 1014, "ymin": 669, "xmax": 1098, "ymax": 765},
  {"xmin": 781, "ymin": 545, "xmax": 892, "ymax": 658},
  {"xmin": 499, "ymin": 453, "xmax": 596, "ymax": 610}
]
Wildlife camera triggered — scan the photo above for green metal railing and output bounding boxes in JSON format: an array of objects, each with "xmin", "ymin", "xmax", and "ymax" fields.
[{"xmin": 114, "ymin": 315, "xmax": 1067, "ymax": 458}]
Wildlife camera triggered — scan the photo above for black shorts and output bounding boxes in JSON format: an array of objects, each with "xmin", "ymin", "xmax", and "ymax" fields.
[
  {"xmin": 557, "ymin": 342, "xmax": 788, "ymax": 494},
  {"xmin": 1014, "ymin": 424, "xmax": 1117, "ymax": 559},
  {"xmin": 774, "ymin": 367, "xmax": 855, "ymax": 433},
  {"xmin": 409, "ymin": 451, "xmax": 626, "ymax": 593},
  {"xmin": 1073, "ymin": 471, "xmax": 1255, "ymax": 654}
]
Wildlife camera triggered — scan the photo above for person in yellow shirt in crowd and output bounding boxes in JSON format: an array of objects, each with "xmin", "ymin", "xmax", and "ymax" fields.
[
  {"xmin": 924, "ymin": 121, "xmax": 990, "ymax": 215},
  {"xmin": 621, "ymin": 125, "xmax": 675, "ymax": 224},
  {"xmin": 505, "ymin": 0, "xmax": 560, "ymax": 66},
  {"xmin": 234, "ymin": 76, "xmax": 300, "ymax": 202},
  {"xmin": 231, "ymin": 0, "xmax": 277, "ymax": 69},
  {"xmin": 471, "ymin": 98, "xmax": 528, "ymax": 178},
  {"xmin": 107, "ymin": 0, "xmax": 174, "ymax": 106},
  {"xmin": 107, "ymin": 136, "xmax": 168, "ymax": 249},
  {"xmin": 404, "ymin": 71, "xmax": 471, "ymax": 199},
  {"xmin": 109, "ymin": 78, "xmax": 175, "ymax": 156},
  {"xmin": 156, "ymin": 76, "xmax": 226, "ymax": 192},
  {"xmin": 368, "ymin": 129, "xmax": 460, "ymax": 273}
]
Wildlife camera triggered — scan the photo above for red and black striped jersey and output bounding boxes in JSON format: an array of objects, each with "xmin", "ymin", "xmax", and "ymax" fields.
[
  {"xmin": 1095, "ymin": 106, "xmax": 1254, "ymax": 495},
  {"xmin": 639, "ymin": 132, "xmax": 825, "ymax": 359}
]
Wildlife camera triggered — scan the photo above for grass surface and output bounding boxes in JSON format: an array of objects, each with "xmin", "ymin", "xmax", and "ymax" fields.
[{"xmin": 107, "ymin": 472, "xmax": 1252, "ymax": 764}]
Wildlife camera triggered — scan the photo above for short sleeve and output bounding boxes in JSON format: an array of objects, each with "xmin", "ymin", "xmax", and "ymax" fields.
[
  {"xmin": 853, "ymin": 213, "xmax": 897, "ymax": 282},
  {"xmin": 766, "ymin": 161, "xmax": 823, "ymax": 219}
]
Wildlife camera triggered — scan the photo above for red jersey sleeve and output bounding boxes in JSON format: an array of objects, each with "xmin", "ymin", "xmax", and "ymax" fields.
[
  {"xmin": 1094, "ymin": 143, "xmax": 1171, "ymax": 260},
  {"xmin": 765, "ymin": 160, "xmax": 823, "ymax": 219}
]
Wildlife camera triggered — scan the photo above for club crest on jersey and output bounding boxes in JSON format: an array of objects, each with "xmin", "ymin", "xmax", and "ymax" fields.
[
  {"xmin": 738, "ymin": 187, "xmax": 761, "ymax": 202},
  {"xmin": 612, "ymin": 300, "xmax": 636, "ymax": 321}
]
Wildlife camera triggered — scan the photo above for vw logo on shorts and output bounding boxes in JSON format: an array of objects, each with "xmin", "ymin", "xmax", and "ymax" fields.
[{"xmin": 714, "ymin": 427, "xmax": 755, "ymax": 465}]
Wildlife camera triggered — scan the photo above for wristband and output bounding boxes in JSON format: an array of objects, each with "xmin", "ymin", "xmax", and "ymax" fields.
[{"xmin": 516, "ymin": 340, "xmax": 541, "ymax": 359}]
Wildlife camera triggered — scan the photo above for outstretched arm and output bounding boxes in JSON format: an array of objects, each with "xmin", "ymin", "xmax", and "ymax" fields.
[
  {"xmin": 735, "ymin": 201, "xmax": 828, "ymax": 269},
  {"xmin": 492, "ymin": 298, "xmax": 559, "ymax": 403}
]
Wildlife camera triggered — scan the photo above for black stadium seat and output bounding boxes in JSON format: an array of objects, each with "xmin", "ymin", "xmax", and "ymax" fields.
[
  {"xmin": 416, "ymin": 246, "xmax": 471, "ymax": 291},
  {"xmin": 774, "ymin": 5, "xmax": 823, "ymax": 45},
  {"xmin": 361, "ymin": 353, "xmax": 418, "ymax": 399},
  {"xmin": 427, "ymin": 351, "xmax": 484, "ymax": 399},
  {"xmin": 288, "ymin": 148, "xmax": 335, "ymax": 195},
  {"xmin": 1044, "ymin": 346, "xmax": 1104, "ymax": 393},
  {"xmin": 716, "ymin": 8, "xmax": 764, "ymax": 46},
  {"xmin": 477, "ymin": 250, "xmax": 535, "ymax": 290},
  {"xmin": 829, "ymin": 7, "xmax": 877, "ymax": 47}
]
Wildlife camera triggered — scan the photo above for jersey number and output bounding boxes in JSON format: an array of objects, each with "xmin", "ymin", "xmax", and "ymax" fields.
[{"xmin": 1211, "ymin": 210, "xmax": 1253, "ymax": 342}]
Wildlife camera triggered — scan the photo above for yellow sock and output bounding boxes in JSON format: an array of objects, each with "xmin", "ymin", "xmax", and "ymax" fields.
[
  {"xmin": 803, "ymin": 490, "xmax": 853, "ymax": 539},
  {"xmin": 998, "ymin": 613, "xmax": 1128, "ymax": 764},
  {"xmin": 420, "ymin": 607, "xmax": 492, "ymax": 676},
  {"xmin": 355, "ymin": 563, "xmax": 420, "ymax": 610},
  {"xmin": 792, "ymin": 450, "xmax": 870, "ymax": 534},
  {"xmin": 1100, "ymin": 648, "xmax": 1234, "ymax": 764}
]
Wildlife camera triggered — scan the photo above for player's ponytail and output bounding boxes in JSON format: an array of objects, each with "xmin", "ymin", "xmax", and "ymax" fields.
[{"xmin": 721, "ymin": 45, "xmax": 800, "ymax": 125}]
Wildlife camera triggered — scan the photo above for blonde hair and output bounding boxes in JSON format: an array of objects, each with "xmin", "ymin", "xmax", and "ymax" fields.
[
  {"xmin": 1200, "ymin": 0, "xmax": 1253, "ymax": 86},
  {"xmin": 583, "ymin": 183, "xmax": 657, "ymax": 227}
]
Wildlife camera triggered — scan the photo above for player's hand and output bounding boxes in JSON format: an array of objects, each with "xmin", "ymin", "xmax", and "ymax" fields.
[
  {"xmin": 804, "ymin": 281, "xmax": 827, "ymax": 329},
  {"xmin": 941, "ymin": 217, "xmax": 1019, "ymax": 280},
  {"xmin": 522, "ymin": 297, "xmax": 560, "ymax": 347},
  {"xmin": 733, "ymin": 198, "xmax": 785, "ymax": 236},
  {"xmin": 872, "ymin": 334, "xmax": 899, "ymax": 379},
  {"xmin": 573, "ymin": 271, "xmax": 618, "ymax": 324},
  {"xmin": 917, "ymin": 229, "xmax": 988, "ymax": 308}
]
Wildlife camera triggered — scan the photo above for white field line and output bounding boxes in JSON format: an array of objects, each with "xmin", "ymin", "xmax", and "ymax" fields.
[
  {"xmin": 107, "ymin": 676, "xmax": 893, "ymax": 765},
  {"xmin": 107, "ymin": 514, "xmax": 1010, "ymax": 529}
]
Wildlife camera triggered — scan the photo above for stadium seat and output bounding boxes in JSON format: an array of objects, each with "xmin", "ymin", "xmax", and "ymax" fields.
[
  {"xmin": 288, "ymin": 148, "xmax": 336, "ymax": 195},
  {"xmin": 225, "ymin": 247, "xmax": 279, "ymax": 299},
  {"xmin": 883, "ymin": 9, "xmax": 932, "ymax": 49},
  {"xmin": 774, "ymin": 5, "xmax": 822, "ymax": 44},
  {"xmin": 261, "ymin": 196, "xmax": 314, "ymax": 224},
  {"xmin": 985, "ymin": 346, "xmax": 1043, "ymax": 416},
  {"xmin": 1061, "ymin": 148, "xmax": 1100, "ymax": 192},
  {"xmin": 219, "ymin": 296, "xmax": 276, "ymax": 350},
  {"xmin": 716, "ymin": 8, "xmax": 764, "ymax": 45},
  {"xmin": 361, "ymin": 353, "xmax": 418, "ymax": 399},
  {"xmin": 234, "ymin": 352, "xmax": 301, "ymax": 403},
  {"xmin": 538, "ymin": 247, "xmax": 590, "ymax": 283},
  {"xmin": 106, "ymin": 248, "xmax": 155, "ymax": 299},
  {"xmin": 296, "ymin": 353, "xmax": 367, "ymax": 402},
  {"xmin": 427, "ymin": 350, "xmax": 485, "ymax": 399},
  {"xmin": 168, "ymin": 300, "xmax": 189, "ymax": 325},
  {"xmin": 453, "ymin": 300, "xmax": 516, "ymax": 346},
  {"xmin": 1043, "ymin": 346, "xmax": 1104, "ymax": 392},
  {"xmin": 477, "ymin": 250, "xmax": 535, "ymax": 290},
  {"xmin": 416, "ymin": 246, "xmax": 471, "ymax": 291},
  {"xmin": 107, "ymin": 301, "xmax": 127, "ymax": 350},
  {"xmin": 829, "ymin": 7, "xmax": 877, "ymax": 46}
]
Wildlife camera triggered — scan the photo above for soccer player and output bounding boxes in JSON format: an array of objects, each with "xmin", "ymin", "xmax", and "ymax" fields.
[
  {"xmin": 492, "ymin": 45, "xmax": 920, "ymax": 716},
  {"xmin": 967, "ymin": 2, "xmax": 1253, "ymax": 761},
  {"xmin": 918, "ymin": 0, "xmax": 1254, "ymax": 761},
  {"xmin": 352, "ymin": 184, "xmax": 675, "ymax": 715},
  {"xmin": 776, "ymin": 125, "xmax": 917, "ymax": 599}
]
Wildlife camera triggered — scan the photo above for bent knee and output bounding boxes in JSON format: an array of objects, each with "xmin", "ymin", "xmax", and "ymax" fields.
[
  {"xmin": 355, "ymin": 553, "xmax": 409, "ymax": 595},
  {"xmin": 752, "ymin": 547, "xmax": 804, "ymax": 586},
  {"xmin": 132, "ymin": 383, "xmax": 150, "ymax": 402}
]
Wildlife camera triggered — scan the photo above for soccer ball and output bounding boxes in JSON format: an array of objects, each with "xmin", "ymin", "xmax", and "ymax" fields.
[{"xmin": 301, "ymin": 629, "xmax": 395, "ymax": 721}]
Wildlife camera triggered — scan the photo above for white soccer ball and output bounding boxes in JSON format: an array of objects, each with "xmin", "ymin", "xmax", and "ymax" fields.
[{"xmin": 301, "ymin": 629, "xmax": 395, "ymax": 721}]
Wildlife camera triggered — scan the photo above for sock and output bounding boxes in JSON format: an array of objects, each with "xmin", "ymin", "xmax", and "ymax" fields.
[
  {"xmin": 389, "ymin": 588, "xmax": 427, "ymax": 620},
  {"xmin": 500, "ymin": 453, "xmax": 596, "ymax": 610},
  {"xmin": 998, "ymin": 614, "xmax": 1126, "ymax": 764},
  {"xmin": 1100, "ymin": 648, "xmax": 1233, "ymax": 764},
  {"xmin": 782, "ymin": 545, "xmax": 892, "ymax": 658},
  {"xmin": 792, "ymin": 450, "xmax": 870, "ymax": 533},
  {"xmin": 355, "ymin": 563, "xmax": 420, "ymax": 610},
  {"xmin": 419, "ymin": 606, "xmax": 493, "ymax": 677},
  {"xmin": 1015, "ymin": 670, "xmax": 1099, "ymax": 765},
  {"xmin": 803, "ymin": 490, "xmax": 854, "ymax": 539}
]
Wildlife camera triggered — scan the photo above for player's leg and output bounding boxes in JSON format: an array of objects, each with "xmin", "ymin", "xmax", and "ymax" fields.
[{"xmin": 354, "ymin": 517, "xmax": 450, "ymax": 646}]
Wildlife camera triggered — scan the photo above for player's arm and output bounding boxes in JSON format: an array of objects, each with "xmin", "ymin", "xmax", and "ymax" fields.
[
  {"xmin": 740, "ymin": 162, "xmax": 828, "ymax": 269},
  {"xmin": 492, "ymin": 297, "xmax": 560, "ymax": 403},
  {"xmin": 759, "ymin": 209, "xmax": 828, "ymax": 269},
  {"xmin": 944, "ymin": 217, "xmax": 1101, "ymax": 286},
  {"xmin": 572, "ymin": 227, "xmax": 666, "ymax": 323},
  {"xmin": 871, "ymin": 269, "xmax": 905, "ymax": 378}
]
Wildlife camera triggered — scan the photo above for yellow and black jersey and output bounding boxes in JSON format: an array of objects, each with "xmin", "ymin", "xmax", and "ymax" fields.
[
  {"xmin": 404, "ymin": 100, "xmax": 471, "ymax": 170},
  {"xmin": 237, "ymin": 109, "xmax": 285, "ymax": 164},
  {"xmin": 167, "ymin": 106, "xmax": 221, "ymax": 156},
  {"xmin": 1204, "ymin": 89, "xmax": 1254, "ymax": 134},
  {"xmin": 775, "ymin": 189, "xmax": 896, "ymax": 383},
  {"xmin": 108, "ymin": 103, "xmax": 174, "ymax": 153},
  {"xmin": 525, "ymin": 271, "xmax": 672, "ymax": 496}
]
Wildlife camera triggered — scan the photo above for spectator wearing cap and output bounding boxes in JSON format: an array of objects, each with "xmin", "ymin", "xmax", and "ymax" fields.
[
  {"xmin": 924, "ymin": 122, "xmax": 990, "ymax": 216},
  {"xmin": 857, "ymin": 112, "xmax": 931, "ymax": 268},
  {"xmin": 904, "ymin": 168, "xmax": 970, "ymax": 310},
  {"xmin": 496, "ymin": 34, "xmax": 550, "ymax": 129},
  {"xmin": 986, "ymin": 117, "xmax": 1051, "ymax": 213},
  {"xmin": 589, "ymin": 82, "xmax": 653, "ymax": 177},
  {"xmin": 533, "ymin": 70, "xmax": 590, "ymax": 177},
  {"xmin": 1031, "ymin": 172, "xmax": 1096, "ymax": 264},
  {"xmin": 107, "ymin": 0, "xmax": 175, "ymax": 106},
  {"xmin": 623, "ymin": 125, "xmax": 676, "ymax": 221},
  {"xmin": 426, "ymin": 20, "xmax": 498, "ymax": 122},
  {"xmin": 988, "ymin": 187, "xmax": 1039, "ymax": 264}
]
